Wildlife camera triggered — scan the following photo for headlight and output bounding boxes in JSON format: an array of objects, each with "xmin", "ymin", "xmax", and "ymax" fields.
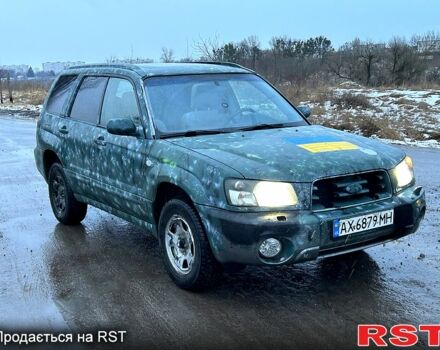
[
  {"xmin": 391, "ymin": 156, "xmax": 414, "ymax": 192},
  {"xmin": 225, "ymin": 179, "xmax": 298, "ymax": 207}
]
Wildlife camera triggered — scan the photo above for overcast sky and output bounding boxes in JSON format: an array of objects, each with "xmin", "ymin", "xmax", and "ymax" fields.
[{"xmin": 1, "ymin": 0, "xmax": 439, "ymax": 68}]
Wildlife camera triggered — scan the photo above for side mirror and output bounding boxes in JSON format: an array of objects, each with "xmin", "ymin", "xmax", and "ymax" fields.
[
  {"xmin": 297, "ymin": 105, "xmax": 311, "ymax": 118},
  {"xmin": 107, "ymin": 118, "xmax": 137, "ymax": 136}
]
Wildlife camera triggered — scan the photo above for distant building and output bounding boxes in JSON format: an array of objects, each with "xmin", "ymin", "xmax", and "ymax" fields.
[
  {"xmin": 42, "ymin": 61, "xmax": 85, "ymax": 74},
  {"xmin": 0, "ymin": 64, "xmax": 30, "ymax": 75},
  {"xmin": 358, "ymin": 43, "xmax": 386, "ymax": 50},
  {"xmin": 416, "ymin": 40, "xmax": 440, "ymax": 53}
]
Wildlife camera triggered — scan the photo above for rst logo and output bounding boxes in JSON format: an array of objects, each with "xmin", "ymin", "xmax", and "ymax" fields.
[{"xmin": 358, "ymin": 324, "xmax": 440, "ymax": 347}]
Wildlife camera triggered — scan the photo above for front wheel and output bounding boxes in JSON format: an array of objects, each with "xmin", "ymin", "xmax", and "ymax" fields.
[
  {"xmin": 48, "ymin": 163, "xmax": 87, "ymax": 225},
  {"xmin": 158, "ymin": 199, "xmax": 222, "ymax": 290}
]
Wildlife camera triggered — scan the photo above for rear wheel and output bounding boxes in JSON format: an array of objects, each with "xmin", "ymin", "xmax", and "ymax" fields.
[
  {"xmin": 158, "ymin": 199, "xmax": 222, "ymax": 290},
  {"xmin": 48, "ymin": 163, "xmax": 87, "ymax": 225}
]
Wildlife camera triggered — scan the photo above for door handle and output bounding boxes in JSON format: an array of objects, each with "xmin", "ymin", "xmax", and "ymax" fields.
[
  {"xmin": 58, "ymin": 125, "xmax": 69, "ymax": 134},
  {"xmin": 94, "ymin": 136, "xmax": 107, "ymax": 146}
]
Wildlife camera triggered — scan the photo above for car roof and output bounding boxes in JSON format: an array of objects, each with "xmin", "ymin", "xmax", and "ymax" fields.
[{"xmin": 66, "ymin": 62, "xmax": 252, "ymax": 78}]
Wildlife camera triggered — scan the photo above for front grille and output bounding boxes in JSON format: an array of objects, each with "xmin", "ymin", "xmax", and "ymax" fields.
[{"xmin": 312, "ymin": 170, "xmax": 392, "ymax": 211}]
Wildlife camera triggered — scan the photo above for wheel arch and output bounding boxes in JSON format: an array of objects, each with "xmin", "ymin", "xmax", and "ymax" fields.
[
  {"xmin": 153, "ymin": 182, "xmax": 194, "ymax": 226},
  {"xmin": 43, "ymin": 149, "xmax": 62, "ymax": 180}
]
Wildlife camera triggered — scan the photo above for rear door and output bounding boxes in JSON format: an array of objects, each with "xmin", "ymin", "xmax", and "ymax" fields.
[
  {"xmin": 43, "ymin": 74, "xmax": 78, "ymax": 165},
  {"xmin": 65, "ymin": 76, "xmax": 108, "ymax": 198},
  {"xmin": 93, "ymin": 77, "xmax": 150, "ymax": 219}
]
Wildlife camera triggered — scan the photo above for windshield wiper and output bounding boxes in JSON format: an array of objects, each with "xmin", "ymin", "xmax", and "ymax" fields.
[
  {"xmin": 237, "ymin": 123, "xmax": 294, "ymax": 132},
  {"xmin": 159, "ymin": 129, "xmax": 230, "ymax": 139},
  {"xmin": 159, "ymin": 123, "xmax": 298, "ymax": 139}
]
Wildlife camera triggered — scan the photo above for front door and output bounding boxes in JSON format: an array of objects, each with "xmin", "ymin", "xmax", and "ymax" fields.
[{"xmin": 93, "ymin": 77, "xmax": 150, "ymax": 219}]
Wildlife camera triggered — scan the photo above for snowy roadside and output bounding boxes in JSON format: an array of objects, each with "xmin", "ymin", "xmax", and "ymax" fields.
[
  {"xmin": 0, "ymin": 103, "xmax": 41, "ymax": 118},
  {"xmin": 297, "ymin": 85, "xmax": 440, "ymax": 149},
  {"xmin": 374, "ymin": 136, "xmax": 440, "ymax": 149}
]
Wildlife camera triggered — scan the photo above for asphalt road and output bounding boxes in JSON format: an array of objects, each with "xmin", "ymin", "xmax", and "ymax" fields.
[{"xmin": 0, "ymin": 115, "xmax": 439, "ymax": 349}]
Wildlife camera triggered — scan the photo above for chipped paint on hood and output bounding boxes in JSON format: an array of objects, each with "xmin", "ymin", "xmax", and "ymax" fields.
[{"xmin": 169, "ymin": 125, "xmax": 406, "ymax": 182}]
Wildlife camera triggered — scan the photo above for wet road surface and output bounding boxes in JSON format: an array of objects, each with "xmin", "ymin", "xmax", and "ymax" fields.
[{"xmin": 0, "ymin": 115, "xmax": 439, "ymax": 349}]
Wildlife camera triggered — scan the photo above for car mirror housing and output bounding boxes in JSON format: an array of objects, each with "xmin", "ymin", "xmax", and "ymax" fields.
[
  {"xmin": 106, "ymin": 118, "xmax": 137, "ymax": 136},
  {"xmin": 297, "ymin": 105, "xmax": 311, "ymax": 118}
]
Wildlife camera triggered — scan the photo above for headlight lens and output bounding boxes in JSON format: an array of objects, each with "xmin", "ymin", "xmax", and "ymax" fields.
[
  {"xmin": 391, "ymin": 156, "xmax": 414, "ymax": 191},
  {"xmin": 225, "ymin": 179, "xmax": 298, "ymax": 207}
]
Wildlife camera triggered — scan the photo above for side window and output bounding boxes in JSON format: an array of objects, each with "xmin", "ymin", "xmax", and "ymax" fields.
[
  {"xmin": 100, "ymin": 78, "xmax": 140, "ymax": 127},
  {"xmin": 46, "ymin": 75, "xmax": 77, "ymax": 115},
  {"xmin": 70, "ymin": 76, "xmax": 108, "ymax": 124}
]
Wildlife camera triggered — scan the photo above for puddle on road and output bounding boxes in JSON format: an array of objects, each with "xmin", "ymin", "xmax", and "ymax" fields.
[{"xmin": 42, "ymin": 207, "xmax": 438, "ymax": 349}]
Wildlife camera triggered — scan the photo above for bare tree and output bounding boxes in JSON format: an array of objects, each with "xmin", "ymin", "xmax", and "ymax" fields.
[
  {"xmin": 193, "ymin": 35, "xmax": 223, "ymax": 61},
  {"xmin": 0, "ymin": 70, "xmax": 13, "ymax": 103},
  {"xmin": 358, "ymin": 40, "xmax": 381, "ymax": 86},
  {"xmin": 327, "ymin": 51, "xmax": 353, "ymax": 80},
  {"xmin": 7, "ymin": 72, "xmax": 13, "ymax": 103},
  {"xmin": 240, "ymin": 35, "xmax": 261, "ymax": 69},
  {"xmin": 388, "ymin": 37, "xmax": 423, "ymax": 85},
  {"xmin": 160, "ymin": 47, "xmax": 175, "ymax": 63}
]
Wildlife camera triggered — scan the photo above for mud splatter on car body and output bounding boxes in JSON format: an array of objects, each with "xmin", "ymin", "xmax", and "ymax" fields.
[{"xmin": 34, "ymin": 63, "xmax": 426, "ymax": 266}]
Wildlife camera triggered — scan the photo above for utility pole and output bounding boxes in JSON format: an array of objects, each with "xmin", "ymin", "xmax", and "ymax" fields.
[
  {"xmin": 0, "ymin": 74, "xmax": 3, "ymax": 104},
  {"xmin": 7, "ymin": 72, "xmax": 13, "ymax": 103}
]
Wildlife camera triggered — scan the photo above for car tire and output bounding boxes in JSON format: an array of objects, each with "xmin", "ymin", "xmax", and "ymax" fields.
[
  {"xmin": 48, "ymin": 163, "xmax": 87, "ymax": 225},
  {"xmin": 158, "ymin": 198, "xmax": 223, "ymax": 291}
]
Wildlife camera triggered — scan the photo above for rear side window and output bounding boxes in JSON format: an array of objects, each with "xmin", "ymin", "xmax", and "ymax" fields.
[
  {"xmin": 100, "ymin": 78, "xmax": 140, "ymax": 127},
  {"xmin": 70, "ymin": 76, "xmax": 108, "ymax": 124},
  {"xmin": 46, "ymin": 75, "xmax": 77, "ymax": 115}
]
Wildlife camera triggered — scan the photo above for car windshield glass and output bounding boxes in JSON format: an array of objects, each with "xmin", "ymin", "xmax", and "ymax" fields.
[{"xmin": 144, "ymin": 73, "xmax": 307, "ymax": 137}]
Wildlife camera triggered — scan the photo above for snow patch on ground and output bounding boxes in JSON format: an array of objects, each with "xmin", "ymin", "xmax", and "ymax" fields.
[
  {"xmin": 301, "ymin": 87, "xmax": 440, "ymax": 149},
  {"xmin": 375, "ymin": 137, "xmax": 440, "ymax": 149},
  {"xmin": 0, "ymin": 104, "xmax": 41, "ymax": 118}
]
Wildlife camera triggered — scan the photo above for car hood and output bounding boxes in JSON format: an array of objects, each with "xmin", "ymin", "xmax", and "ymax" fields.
[{"xmin": 169, "ymin": 125, "xmax": 405, "ymax": 182}]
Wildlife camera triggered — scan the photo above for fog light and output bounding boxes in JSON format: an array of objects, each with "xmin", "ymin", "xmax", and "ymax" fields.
[{"xmin": 259, "ymin": 238, "xmax": 282, "ymax": 258}]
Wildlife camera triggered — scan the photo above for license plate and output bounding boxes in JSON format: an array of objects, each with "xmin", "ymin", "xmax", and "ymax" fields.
[{"xmin": 333, "ymin": 209, "xmax": 394, "ymax": 238}]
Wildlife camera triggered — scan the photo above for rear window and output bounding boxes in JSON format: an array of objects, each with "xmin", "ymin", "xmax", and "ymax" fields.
[
  {"xmin": 70, "ymin": 76, "xmax": 108, "ymax": 124},
  {"xmin": 46, "ymin": 75, "xmax": 77, "ymax": 115}
]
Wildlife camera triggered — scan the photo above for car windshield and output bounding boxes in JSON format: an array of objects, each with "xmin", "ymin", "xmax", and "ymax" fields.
[{"xmin": 144, "ymin": 73, "xmax": 307, "ymax": 137}]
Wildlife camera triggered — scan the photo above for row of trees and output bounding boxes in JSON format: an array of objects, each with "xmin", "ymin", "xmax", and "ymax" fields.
[
  {"xmin": 2, "ymin": 31, "xmax": 439, "ymax": 93},
  {"xmin": 158, "ymin": 31, "xmax": 440, "ymax": 87},
  {"xmin": 328, "ymin": 37, "xmax": 431, "ymax": 86}
]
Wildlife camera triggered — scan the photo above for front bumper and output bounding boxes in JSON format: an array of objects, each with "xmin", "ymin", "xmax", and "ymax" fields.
[{"xmin": 196, "ymin": 185, "xmax": 426, "ymax": 266}]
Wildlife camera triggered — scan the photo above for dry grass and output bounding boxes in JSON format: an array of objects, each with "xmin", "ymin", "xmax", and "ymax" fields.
[
  {"xmin": 1, "ymin": 89, "xmax": 47, "ymax": 106},
  {"xmin": 389, "ymin": 93, "xmax": 405, "ymax": 98},
  {"xmin": 312, "ymin": 113, "xmax": 403, "ymax": 140},
  {"xmin": 395, "ymin": 97, "xmax": 412, "ymax": 105},
  {"xmin": 430, "ymin": 132, "xmax": 440, "ymax": 141},
  {"xmin": 310, "ymin": 105, "xmax": 326, "ymax": 116},
  {"xmin": 0, "ymin": 80, "xmax": 50, "ymax": 106},
  {"xmin": 332, "ymin": 93, "xmax": 372, "ymax": 109},
  {"xmin": 417, "ymin": 101, "xmax": 431, "ymax": 111},
  {"xmin": 278, "ymin": 84, "xmax": 332, "ymax": 105}
]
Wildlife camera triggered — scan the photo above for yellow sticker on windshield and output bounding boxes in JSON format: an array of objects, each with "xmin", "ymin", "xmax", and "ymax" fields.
[{"xmin": 298, "ymin": 141, "xmax": 358, "ymax": 153}]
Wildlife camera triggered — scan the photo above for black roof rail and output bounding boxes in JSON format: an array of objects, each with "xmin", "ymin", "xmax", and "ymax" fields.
[
  {"xmin": 67, "ymin": 63, "xmax": 144, "ymax": 74},
  {"xmin": 190, "ymin": 61, "xmax": 254, "ymax": 72}
]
